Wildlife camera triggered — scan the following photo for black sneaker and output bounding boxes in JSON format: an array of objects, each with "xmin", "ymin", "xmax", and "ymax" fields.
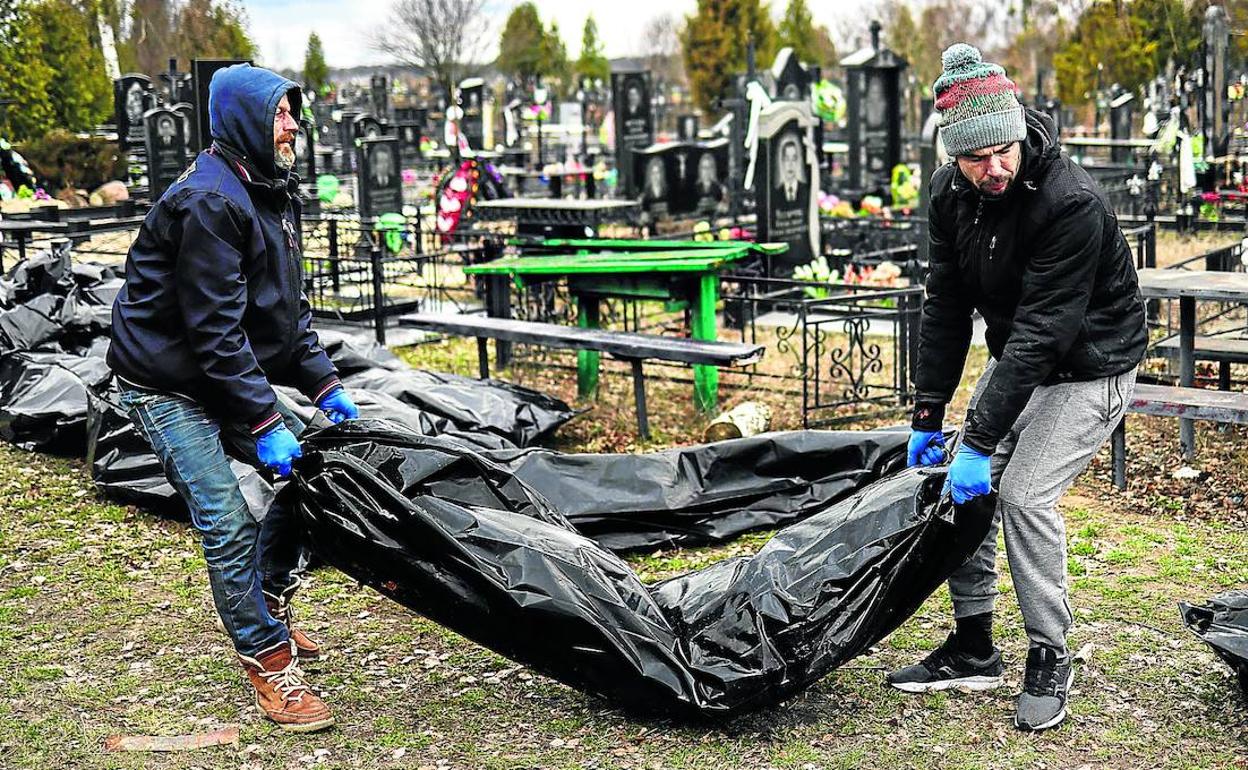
[
  {"xmin": 1015, "ymin": 644, "xmax": 1074, "ymax": 732},
  {"xmin": 887, "ymin": 634, "xmax": 1005, "ymax": 693}
]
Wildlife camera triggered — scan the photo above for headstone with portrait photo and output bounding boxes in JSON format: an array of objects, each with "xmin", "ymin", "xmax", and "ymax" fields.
[
  {"xmin": 633, "ymin": 144, "xmax": 671, "ymax": 220},
  {"xmin": 755, "ymin": 102, "xmax": 820, "ymax": 276},
  {"xmin": 356, "ymin": 136, "xmax": 403, "ymax": 218},
  {"xmin": 192, "ymin": 58, "xmax": 252, "ymax": 153},
  {"xmin": 143, "ymin": 106, "xmax": 189, "ymax": 199},
  {"xmin": 114, "ymin": 74, "xmax": 155, "ymax": 153},
  {"xmin": 397, "ymin": 121, "xmax": 424, "ymax": 168},
  {"xmin": 693, "ymin": 139, "xmax": 730, "ymax": 216},
  {"xmin": 611, "ymin": 71, "xmax": 654, "ymax": 197},
  {"xmin": 677, "ymin": 114, "xmax": 699, "ymax": 141}
]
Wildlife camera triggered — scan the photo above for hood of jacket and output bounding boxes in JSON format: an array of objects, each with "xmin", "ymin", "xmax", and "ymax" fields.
[{"xmin": 208, "ymin": 63, "xmax": 302, "ymax": 181}]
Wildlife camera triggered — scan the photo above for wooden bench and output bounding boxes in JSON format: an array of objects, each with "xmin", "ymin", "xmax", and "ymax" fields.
[
  {"xmin": 398, "ymin": 313, "xmax": 765, "ymax": 439},
  {"xmin": 1111, "ymin": 382, "xmax": 1248, "ymax": 489},
  {"xmin": 1152, "ymin": 336, "xmax": 1248, "ymax": 390}
]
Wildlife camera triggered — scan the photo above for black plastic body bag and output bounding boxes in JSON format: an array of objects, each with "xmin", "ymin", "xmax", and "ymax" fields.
[
  {"xmin": 1181, "ymin": 591, "xmax": 1248, "ymax": 696},
  {"xmin": 291, "ymin": 421, "xmax": 994, "ymax": 718}
]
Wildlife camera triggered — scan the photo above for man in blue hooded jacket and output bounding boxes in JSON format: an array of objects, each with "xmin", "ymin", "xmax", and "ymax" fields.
[{"xmin": 109, "ymin": 64, "xmax": 357, "ymax": 732}]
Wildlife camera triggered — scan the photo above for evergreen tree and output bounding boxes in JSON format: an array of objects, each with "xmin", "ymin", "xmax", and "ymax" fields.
[
  {"xmin": 575, "ymin": 15, "xmax": 609, "ymax": 84},
  {"xmin": 0, "ymin": 0, "xmax": 56, "ymax": 142},
  {"xmin": 777, "ymin": 0, "xmax": 814, "ymax": 62},
  {"xmin": 681, "ymin": 0, "xmax": 776, "ymax": 113},
  {"xmin": 539, "ymin": 20, "xmax": 570, "ymax": 93},
  {"xmin": 497, "ymin": 2, "xmax": 545, "ymax": 83},
  {"xmin": 174, "ymin": 0, "xmax": 257, "ymax": 64},
  {"xmin": 1053, "ymin": 0, "xmax": 1162, "ymax": 105},
  {"xmin": 30, "ymin": 0, "xmax": 112, "ymax": 132},
  {"xmin": 304, "ymin": 32, "xmax": 330, "ymax": 96}
]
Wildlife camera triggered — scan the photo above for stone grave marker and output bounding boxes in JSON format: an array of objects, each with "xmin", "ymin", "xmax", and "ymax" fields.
[
  {"xmin": 755, "ymin": 101, "xmax": 820, "ymax": 276},
  {"xmin": 143, "ymin": 106, "xmax": 188, "ymax": 199},
  {"xmin": 356, "ymin": 136, "xmax": 403, "ymax": 218},
  {"xmin": 612, "ymin": 70, "xmax": 654, "ymax": 197},
  {"xmin": 114, "ymin": 74, "xmax": 154, "ymax": 152}
]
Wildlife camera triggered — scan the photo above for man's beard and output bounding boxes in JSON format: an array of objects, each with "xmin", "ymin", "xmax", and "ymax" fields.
[{"xmin": 275, "ymin": 141, "xmax": 296, "ymax": 170}]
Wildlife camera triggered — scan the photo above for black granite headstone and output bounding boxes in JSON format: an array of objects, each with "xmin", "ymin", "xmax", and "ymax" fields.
[
  {"xmin": 694, "ymin": 139, "xmax": 729, "ymax": 215},
  {"xmin": 771, "ymin": 48, "xmax": 812, "ymax": 101},
  {"xmin": 612, "ymin": 71, "xmax": 654, "ymax": 197},
  {"xmin": 397, "ymin": 121, "xmax": 424, "ymax": 168},
  {"xmin": 192, "ymin": 58, "xmax": 251, "ymax": 152},
  {"xmin": 460, "ymin": 79, "xmax": 485, "ymax": 151},
  {"xmin": 144, "ymin": 106, "xmax": 188, "ymax": 199},
  {"xmin": 634, "ymin": 144, "xmax": 670, "ymax": 219},
  {"xmin": 354, "ymin": 114, "xmax": 385, "ymax": 141},
  {"xmin": 370, "ymin": 74, "xmax": 390, "ymax": 119},
  {"xmin": 677, "ymin": 114, "xmax": 698, "ymax": 141},
  {"xmin": 356, "ymin": 136, "xmax": 403, "ymax": 218},
  {"xmin": 757, "ymin": 105, "xmax": 819, "ymax": 276},
  {"xmin": 114, "ymin": 74, "xmax": 154, "ymax": 152},
  {"xmin": 171, "ymin": 102, "xmax": 196, "ymax": 163}
]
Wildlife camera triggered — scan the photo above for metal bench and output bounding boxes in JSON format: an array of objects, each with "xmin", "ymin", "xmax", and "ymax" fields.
[
  {"xmin": 1110, "ymin": 382, "xmax": 1248, "ymax": 489},
  {"xmin": 398, "ymin": 313, "xmax": 765, "ymax": 439},
  {"xmin": 1153, "ymin": 336, "xmax": 1248, "ymax": 390}
]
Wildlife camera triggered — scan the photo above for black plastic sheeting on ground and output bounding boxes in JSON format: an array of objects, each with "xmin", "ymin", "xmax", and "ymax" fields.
[
  {"xmin": 291, "ymin": 420, "xmax": 995, "ymax": 718},
  {"xmin": 485, "ymin": 429, "xmax": 909, "ymax": 552},
  {"xmin": 1180, "ymin": 591, "xmax": 1248, "ymax": 696},
  {"xmin": 0, "ymin": 246, "xmax": 576, "ymax": 517}
]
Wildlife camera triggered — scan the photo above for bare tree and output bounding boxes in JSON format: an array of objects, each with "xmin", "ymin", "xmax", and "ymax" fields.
[
  {"xmin": 640, "ymin": 12, "xmax": 686, "ymax": 87},
  {"xmin": 371, "ymin": 0, "xmax": 489, "ymax": 99}
]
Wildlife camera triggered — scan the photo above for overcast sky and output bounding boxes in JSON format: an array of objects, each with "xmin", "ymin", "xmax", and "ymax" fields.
[{"xmin": 244, "ymin": 0, "xmax": 877, "ymax": 72}]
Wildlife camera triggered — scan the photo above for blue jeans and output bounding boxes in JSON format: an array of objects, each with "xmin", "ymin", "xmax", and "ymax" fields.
[{"xmin": 118, "ymin": 384, "xmax": 306, "ymax": 657}]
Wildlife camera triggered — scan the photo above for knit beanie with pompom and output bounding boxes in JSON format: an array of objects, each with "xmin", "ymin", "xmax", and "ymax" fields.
[{"xmin": 933, "ymin": 43, "xmax": 1026, "ymax": 157}]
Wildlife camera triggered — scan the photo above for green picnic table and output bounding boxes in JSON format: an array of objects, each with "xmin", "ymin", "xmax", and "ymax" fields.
[{"xmin": 463, "ymin": 244, "xmax": 784, "ymax": 411}]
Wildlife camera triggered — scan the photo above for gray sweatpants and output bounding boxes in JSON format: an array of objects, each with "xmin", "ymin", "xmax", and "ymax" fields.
[{"xmin": 948, "ymin": 359, "xmax": 1137, "ymax": 653}]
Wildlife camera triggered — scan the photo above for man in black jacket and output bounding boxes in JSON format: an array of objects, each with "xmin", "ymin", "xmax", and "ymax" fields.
[
  {"xmin": 109, "ymin": 64, "xmax": 358, "ymax": 732},
  {"xmin": 889, "ymin": 45, "xmax": 1147, "ymax": 732}
]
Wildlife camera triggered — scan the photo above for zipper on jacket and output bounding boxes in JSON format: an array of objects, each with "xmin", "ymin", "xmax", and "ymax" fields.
[{"xmin": 988, "ymin": 234, "xmax": 997, "ymax": 261}]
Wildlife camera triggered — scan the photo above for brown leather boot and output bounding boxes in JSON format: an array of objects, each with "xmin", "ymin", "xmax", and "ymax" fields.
[
  {"xmin": 264, "ymin": 582, "xmax": 321, "ymax": 660},
  {"xmin": 238, "ymin": 640, "xmax": 334, "ymax": 733}
]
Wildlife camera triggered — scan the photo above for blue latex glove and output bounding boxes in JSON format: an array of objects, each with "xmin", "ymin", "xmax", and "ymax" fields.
[
  {"xmin": 943, "ymin": 445, "xmax": 993, "ymax": 504},
  {"xmin": 318, "ymin": 388, "xmax": 359, "ymax": 424},
  {"xmin": 907, "ymin": 429, "xmax": 946, "ymax": 467},
  {"xmin": 256, "ymin": 423, "xmax": 302, "ymax": 477}
]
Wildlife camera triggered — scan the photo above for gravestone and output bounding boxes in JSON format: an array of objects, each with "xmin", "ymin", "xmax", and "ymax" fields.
[
  {"xmin": 694, "ymin": 139, "xmax": 729, "ymax": 215},
  {"xmin": 370, "ymin": 74, "xmax": 390, "ymax": 119},
  {"xmin": 1109, "ymin": 85, "xmax": 1135, "ymax": 163},
  {"xmin": 634, "ymin": 144, "xmax": 670, "ymax": 219},
  {"xmin": 459, "ymin": 78, "xmax": 485, "ymax": 151},
  {"xmin": 356, "ymin": 136, "xmax": 403, "ymax": 218},
  {"xmin": 677, "ymin": 114, "xmax": 699, "ymax": 141},
  {"xmin": 192, "ymin": 58, "xmax": 252, "ymax": 152},
  {"xmin": 666, "ymin": 143, "xmax": 697, "ymax": 215},
  {"xmin": 397, "ymin": 121, "xmax": 424, "ymax": 168},
  {"xmin": 840, "ymin": 22, "xmax": 906, "ymax": 197},
  {"xmin": 298, "ymin": 117, "xmax": 316, "ymax": 179},
  {"xmin": 313, "ymin": 103, "xmax": 337, "ymax": 145},
  {"xmin": 612, "ymin": 71, "xmax": 654, "ymax": 197},
  {"xmin": 755, "ymin": 101, "xmax": 820, "ymax": 276},
  {"xmin": 172, "ymin": 102, "xmax": 196, "ymax": 163},
  {"xmin": 114, "ymin": 74, "xmax": 154, "ymax": 152},
  {"xmin": 143, "ymin": 106, "xmax": 188, "ymax": 199},
  {"xmin": 771, "ymin": 48, "xmax": 812, "ymax": 101},
  {"xmin": 354, "ymin": 114, "xmax": 385, "ymax": 142}
]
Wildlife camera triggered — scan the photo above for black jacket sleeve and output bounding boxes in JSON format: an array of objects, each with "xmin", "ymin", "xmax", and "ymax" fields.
[
  {"xmin": 962, "ymin": 193, "xmax": 1102, "ymax": 454},
  {"xmin": 288, "ymin": 289, "xmax": 340, "ymax": 402},
  {"xmin": 912, "ymin": 174, "xmax": 975, "ymax": 431},
  {"xmin": 171, "ymin": 192, "xmax": 280, "ymax": 430}
]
